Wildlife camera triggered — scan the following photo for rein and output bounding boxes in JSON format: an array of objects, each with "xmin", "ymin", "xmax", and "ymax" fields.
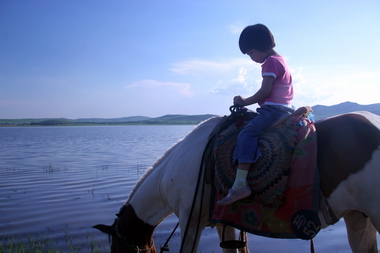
[
  {"xmin": 179, "ymin": 106, "xmax": 247, "ymax": 252},
  {"xmin": 179, "ymin": 139, "xmax": 208, "ymax": 253},
  {"xmin": 160, "ymin": 222, "xmax": 179, "ymax": 252},
  {"xmin": 115, "ymin": 211, "xmax": 154, "ymax": 253}
]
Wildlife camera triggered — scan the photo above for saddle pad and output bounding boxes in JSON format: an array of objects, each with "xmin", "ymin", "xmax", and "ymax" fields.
[
  {"xmin": 214, "ymin": 116, "xmax": 299, "ymax": 207},
  {"xmin": 209, "ymin": 115, "xmax": 320, "ymax": 239}
]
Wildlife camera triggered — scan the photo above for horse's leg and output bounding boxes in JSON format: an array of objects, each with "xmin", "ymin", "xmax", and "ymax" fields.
[
  {"xmin": 216, "ymin": 224, "xmax": 238, "ymax": 253},
  {"xmin": 239, "ymin": 232, "xmax": 249, "ymax": 253},
  {"xmin": 344, "ymin": 210, "xmax": 378, "ymax": 253},
  {"xmin": 177, "ymin": 182, "xmax": 212, "ymax": 253},
  {"xmin": 177, "ymin": 209, "xmax": 208, "ymax": 253}
]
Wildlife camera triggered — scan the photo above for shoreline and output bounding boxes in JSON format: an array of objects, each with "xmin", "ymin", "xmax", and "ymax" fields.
[{"xmin": 0, "ymin": 122, "xmax": 200, "ymax": 127}]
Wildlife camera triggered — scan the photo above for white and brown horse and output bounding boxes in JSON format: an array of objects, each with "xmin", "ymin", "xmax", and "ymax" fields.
[{"xmin": 94, "ymin": 111, "xmax": 380, "ymax": 253}]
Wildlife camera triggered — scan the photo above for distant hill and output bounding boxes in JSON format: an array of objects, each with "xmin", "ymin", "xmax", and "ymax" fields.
[
  {"xmin": 75, "ymin": 116, "xmax": 151, "ymax": 123},
  {"xmin": 0, "ymin": 118, "xmax": 76, "ymax": 126},
  {"xmin": 1, "ymin": 102, "xmax": 380, "ymax": 126},
  {"xmin": 0, "ymin": 118, "xmax": 52, "ymax": 125},
  {"xmin": 0, "ymin": 114, "xmax": 218, "ymax": 126},
  {"xmin": 312, "ymin": 101, "xmax": 380, "ymax": 120},
  {"xmin": 142, "ymin": 114, "xmax": 216, "ymax": 124}
]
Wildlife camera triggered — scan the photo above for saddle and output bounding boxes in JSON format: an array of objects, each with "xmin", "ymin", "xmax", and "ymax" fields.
[{"xmin": 205, "ymin": 106, "xmax": 321, "ymax": 240}]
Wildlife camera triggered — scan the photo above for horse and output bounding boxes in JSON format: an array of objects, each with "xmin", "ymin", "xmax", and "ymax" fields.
[{"xmin": 94, "ymin": 110, "xmax": 380, "ymax": 253}]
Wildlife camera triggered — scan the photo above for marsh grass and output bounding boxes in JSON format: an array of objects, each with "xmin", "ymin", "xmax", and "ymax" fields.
[
  {"xmin": 0, "ymin": 233, "xmax": 108, "ymax": 253},
  {"xmin": 0, "ymin": 229, "xmax": 216, "ymax": 253},
  {"xmin": 43, "ymin": 163, "xmax": 70, "ymax": 172}
]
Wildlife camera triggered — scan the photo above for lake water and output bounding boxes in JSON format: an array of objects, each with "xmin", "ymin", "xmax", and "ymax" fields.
[{"xmin": 0, "ymin": 125, "xmax": 374, "ymax": 252}]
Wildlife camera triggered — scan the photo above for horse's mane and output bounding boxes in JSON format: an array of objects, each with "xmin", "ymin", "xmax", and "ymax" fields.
[{"xmin": 123, "ymin": 116, "xmax": 222, "ymax": 206}]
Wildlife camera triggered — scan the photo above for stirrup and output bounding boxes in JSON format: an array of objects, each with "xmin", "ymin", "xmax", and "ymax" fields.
[{"xmin": 219, "ymin": 224, "xmax": 247, "ymax": 249}]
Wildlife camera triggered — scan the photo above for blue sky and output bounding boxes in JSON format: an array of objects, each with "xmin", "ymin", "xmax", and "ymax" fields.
[{"xmin": 1, "ymin": 0, "xmax": 379, "ymax": 119}]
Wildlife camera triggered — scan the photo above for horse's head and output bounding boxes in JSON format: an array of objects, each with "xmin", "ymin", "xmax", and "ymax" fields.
[{"xmin": 93, "ymin": 204, "xmax": 156, "ymax": 253}]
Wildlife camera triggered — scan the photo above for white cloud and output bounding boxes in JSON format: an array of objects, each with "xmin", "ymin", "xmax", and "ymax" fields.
[
  {"xmin": 170, "ymin": 58, "xmax": 254, "ymax": 77},
  {"xmin": 315, "ymin": 70, "xmax": 380, "ymax": 106},
  {"xmin": 170, "ymin": 58, "xmax": 261, "ymax": 95},
  {"xmin": 290, "ymin": 67, "xmax": 331, "ymax": 107},
  {"xmin": 212, "ymin": 66, "xmax": 258, "ymax": 95},
  {"xmin": 234, "ymin": 67, "xmax": 247, "ymax": 84},
  {"xmin": 167, "ymin": 58, "xmax": 380, "ymax": 110},
  {"xmin": 228, "ymin": 22, "xmax": 245, "ymax": 34},
  {"xmin": 290, "ymin": 66, "xmax": 380, "ymax": 108},
  {"xmin": 125, "ymin": 79, "xmax": 194, "ymax": 97}
]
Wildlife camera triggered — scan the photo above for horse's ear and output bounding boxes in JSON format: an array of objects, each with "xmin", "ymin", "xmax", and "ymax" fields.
[{"xmin": 93, "ymin": 224, "xmax": 115, "ymax": 235}]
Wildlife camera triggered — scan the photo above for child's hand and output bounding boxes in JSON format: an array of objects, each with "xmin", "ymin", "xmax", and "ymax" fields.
[{"xmin": 233, "ymin": 96, "xmax": 245, "ymax": 106}]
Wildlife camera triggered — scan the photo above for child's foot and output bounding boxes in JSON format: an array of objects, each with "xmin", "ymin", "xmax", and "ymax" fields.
[{"xmin": 216, "ymin": 185, "xmax": 251, "ymax": 206}]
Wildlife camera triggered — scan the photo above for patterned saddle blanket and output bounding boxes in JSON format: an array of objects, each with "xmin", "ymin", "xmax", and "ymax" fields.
[
  {"xmin": 208, "ymin": 106, "xmax": 321, "ymax": 239},
  {"xmin": 214, "ymin": 111, "xmax": 299, "ymax": 207}
]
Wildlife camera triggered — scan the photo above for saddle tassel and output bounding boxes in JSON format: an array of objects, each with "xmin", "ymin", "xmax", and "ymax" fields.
[{"xmin": 310, "ymin": 238, "xmax": 315, "ymax": 253}]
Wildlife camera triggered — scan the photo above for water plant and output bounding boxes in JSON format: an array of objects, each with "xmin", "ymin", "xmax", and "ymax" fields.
[
  {"xmin": 43, "ymin": 163, "xmax": 70, "ymax": 172},
  {"xmin": 0, "ymin": 233, "xmax": 108, "ymax": 253}
]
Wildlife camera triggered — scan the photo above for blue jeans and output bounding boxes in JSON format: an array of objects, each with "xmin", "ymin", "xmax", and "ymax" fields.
[{"xmin": 234, "ymin": 105, "xmax": 294, "ymax": 164}]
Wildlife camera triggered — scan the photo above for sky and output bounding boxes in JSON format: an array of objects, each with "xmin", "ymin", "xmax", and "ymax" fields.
[{"xmin": 1, "ymin": 0, "xmax": 379, "ymax": 119}]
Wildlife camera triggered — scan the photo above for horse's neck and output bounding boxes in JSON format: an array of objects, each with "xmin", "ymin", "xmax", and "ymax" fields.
[
  {"xmin": 128, "ymin": 165, "xmax": 172, "ymax": 225},
  {"xmin": 126, "ymin": 116, "xmax": 222, "ymax": 226}
]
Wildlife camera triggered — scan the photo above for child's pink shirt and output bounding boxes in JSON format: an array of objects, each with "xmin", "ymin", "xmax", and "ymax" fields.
[{"xmin": 259, "ymin": 55, "xmax": 293, "ymax": 106}]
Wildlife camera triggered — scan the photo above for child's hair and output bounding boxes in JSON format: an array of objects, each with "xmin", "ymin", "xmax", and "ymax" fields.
[{"xmin": 239, "ymin": 24, "xmax": 276, "ymax": 54}]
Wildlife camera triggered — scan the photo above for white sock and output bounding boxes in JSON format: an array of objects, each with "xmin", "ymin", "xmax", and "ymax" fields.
[{"xmin": 231, "ymin": 169, "xmax": 248, "ymax": 191}]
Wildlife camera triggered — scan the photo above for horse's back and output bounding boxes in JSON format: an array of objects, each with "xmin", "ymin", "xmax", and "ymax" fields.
[{"xmin": 316, "ymin": 111, "xmax": 380, "ymax": 228}]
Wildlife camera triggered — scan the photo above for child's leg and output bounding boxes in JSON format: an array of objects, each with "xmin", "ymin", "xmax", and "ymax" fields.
[
  {"xmin": 231, "ymin": 163, "xmax": 250, "ymax": 191},
  {"xmin": 217, "ymin": 163, "xmax": 252, "ymax": 206},
  {"xmin": 217, "ymin": 115, "xmax": 268, "ymax": 206},
  {"xmin": 217, "ymin": 105, "xmax": 294, "ymax": 206}
]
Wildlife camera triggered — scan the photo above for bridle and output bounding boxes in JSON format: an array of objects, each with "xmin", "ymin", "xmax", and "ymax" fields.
[{"xmin": 114, "ymin": 213, "xmax": 155, "ymax": 253}]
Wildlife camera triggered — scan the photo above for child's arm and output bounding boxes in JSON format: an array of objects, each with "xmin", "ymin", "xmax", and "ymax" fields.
[{"xmin": 234, "ymin": 76, "xmax": 274, "ymax": 106}]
